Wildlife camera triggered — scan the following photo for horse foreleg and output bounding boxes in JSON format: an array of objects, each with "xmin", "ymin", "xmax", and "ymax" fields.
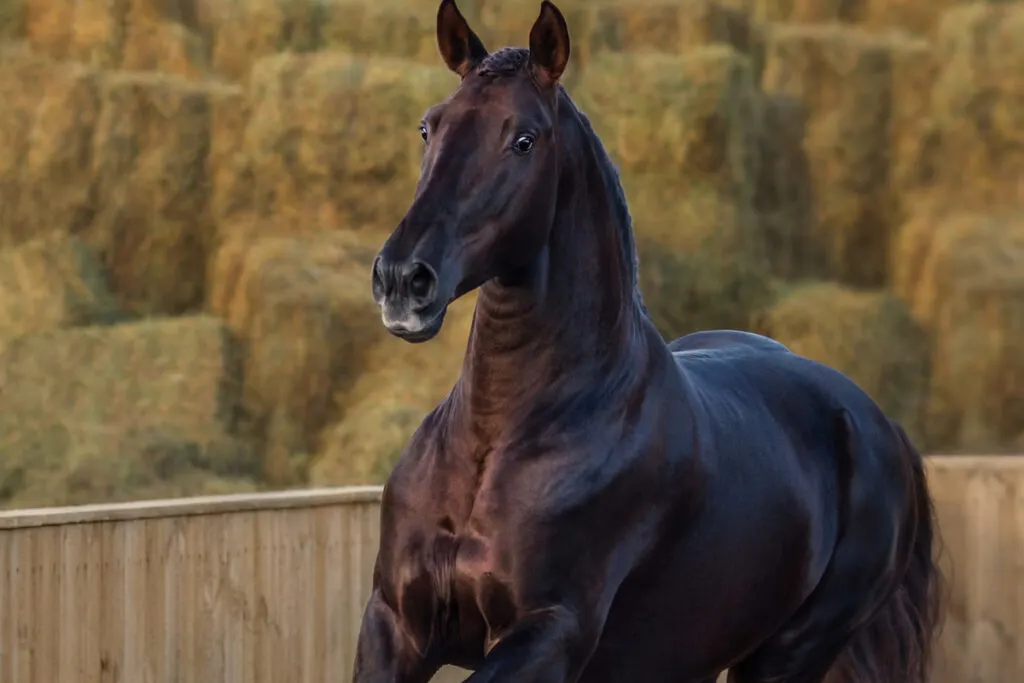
[
  {"xmin": 460, "ymin": 606, "xmax": 599, "ymax": 683},
  {"xmin": 352, "ymin": 588, "xmax": 440, "ymax": 683}
]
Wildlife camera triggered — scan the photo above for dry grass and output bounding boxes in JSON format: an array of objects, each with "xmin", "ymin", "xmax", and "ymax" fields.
[
  {"xmin": 478, "ymin": 0, "xmax": 763, "ymax": 88},
  {"xmin": 121, "ymin": 15, "xmax": 209, "ymax": 78},
  {"xmin": 24, "ymin": 0, "xmax": 127, "ymax": 69},
  {"xmin": 630, "ymin": 178, "xmax": 773, "ymax": 342},
  {"xmin": 0, "ymin": 49, "xmax": 234, "ymax": 315},
  {"xmin": 906, "ymin": 4, "xmax": 1024, "ymax": 207},
  {"xmin": 891, "ymin": 208, "xmax": 1024, "ymax": 451},
  {"xmin": 754, "ymin": 92, "xmax": 818, "ymax": 279},
  {"xmin": 0, "ymin": 315, "xmax": 242, "ymax": 432},
  {"xmin": 0, "ymin": 313, "xmax": 255, "ymax": 504},
  {"xmin": 574, "ymin": 46, "xmax": 770, "ymax": 339},
  {"xmin": 761, "ymin": 23, "xmax": 895, "ymax": 287},
  {"xmin": 87, "ymin": 71, "xmax": 234, "ymax": 315},
  {"xmin": 0, "ymin": 44, "xmax": 60, "ymax": 246},
  {"xmin": 309, "ymin": 293, "xmax": 477, "ymax": 486},
  {"xmin": 575, "ymin": 46, "xmax": 762, "ymax": 202},
  {"xmin": 206, "ymin": 228, "xmax": 384, "ymax": 486},
  {"xmin": 0, "ymin": 232, "xmax": 123, "ymax": 342},
  {"xmin": 720, "ymin": 0, "xmax": 860, "ymax": 25},
  {"xmin": 201, "ymin": 0, "xmax": 324, "ymax": 81},
  {"xmin": 319, "ymin": 0, "xmax": 440, "ymax": 65},
  {"xmin": 754, "ymin": 281, "xmax": 931, "ymax": 444},
  {"xmin": 217, "ymin": 51, "xmax": 457, "ymax": 235},
  {"xmin": 0, "ymin": 0, "xmax": 25, "ymax": 40},
  {"xmin": 0, "ymin": 417, "xmax": 259, "ymax": 509},
  {"xmin": 886, "ymin": 35, "xmax": 938, "ymax": 225}
]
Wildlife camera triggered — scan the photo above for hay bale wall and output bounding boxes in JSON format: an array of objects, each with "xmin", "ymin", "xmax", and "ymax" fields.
[
  {"xmin": 1, "ymin": 0, "xmax": 1023, "ymax": 503},
  {"xmin": 0, "ymin": 315, "xmax": 257, "ymax": 506}
]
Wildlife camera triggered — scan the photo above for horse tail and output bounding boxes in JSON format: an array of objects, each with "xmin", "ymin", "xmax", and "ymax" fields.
[{"xmin": 828, "ymin": 420, "xmax": 946, "ymax": 683}]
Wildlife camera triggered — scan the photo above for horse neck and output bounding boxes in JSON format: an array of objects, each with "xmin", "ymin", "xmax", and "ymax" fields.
[{"xmin": 453, "ymin": 93, "xmax": 643, "ymax": 438}]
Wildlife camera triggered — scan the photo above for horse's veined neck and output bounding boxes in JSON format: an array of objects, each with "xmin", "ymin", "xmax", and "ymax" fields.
[{"xmin": 453, "ymin": 89, "xmax": 643, "ymax": 432}]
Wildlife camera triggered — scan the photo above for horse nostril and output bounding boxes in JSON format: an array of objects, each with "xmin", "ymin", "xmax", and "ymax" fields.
[
  {"xmin": 371, "ymin": 256, "xmax": 387, "ymax": 300},
  {"xmin": 405, "ymin": 261, "xmax": 438, "ymax": 306}
]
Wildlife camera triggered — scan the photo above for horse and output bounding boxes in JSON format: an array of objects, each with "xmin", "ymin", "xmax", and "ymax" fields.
[{"xmin": 354, "ymin": 2, "xmax": 944, "ymax": 682}]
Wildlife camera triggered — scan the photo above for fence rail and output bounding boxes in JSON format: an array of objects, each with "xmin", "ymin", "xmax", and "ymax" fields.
[{"xmin": 1, "ymin": 457, "xmax": 1023, "ymax": 683}]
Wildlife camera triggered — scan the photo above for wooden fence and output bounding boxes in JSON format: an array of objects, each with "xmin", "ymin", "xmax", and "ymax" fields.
[{"xmin": 0, "ymin": 457, "xmax": 1022, "ymax": 683}]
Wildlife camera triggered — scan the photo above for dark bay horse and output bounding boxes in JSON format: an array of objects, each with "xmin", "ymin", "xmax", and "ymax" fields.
[{"xmin": 357, "ymin": 2, "xmax": 943, "ymax": 682}]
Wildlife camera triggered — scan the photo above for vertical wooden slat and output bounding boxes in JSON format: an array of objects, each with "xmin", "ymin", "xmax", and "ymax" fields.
[
  {"xmin": 0, "ymin": 524, "xmax": 11, "ymax": 683},
  {"xmin": 99, "ymin": 520, "xmax": 126, "ymax": 683},
  {"xmin": 322, "ymin": 500, "xmax": 348, "ymax": 681}
]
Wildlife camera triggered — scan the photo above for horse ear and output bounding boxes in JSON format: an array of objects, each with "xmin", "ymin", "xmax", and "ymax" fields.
[
  {"xmin": 436, "ymin": 0, "xmax": 488, "ymax": 78},
  {"xmin": 528, "ymin": 0, "xmax": 571, "ymax": 89}
]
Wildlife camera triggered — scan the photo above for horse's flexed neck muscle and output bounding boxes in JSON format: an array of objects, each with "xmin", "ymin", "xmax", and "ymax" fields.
[{"xmin": 455, "ymin": 84, "xmax": 645, "ymax": 439}]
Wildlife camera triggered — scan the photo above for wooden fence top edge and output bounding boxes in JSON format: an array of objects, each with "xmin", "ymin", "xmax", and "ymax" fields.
[
  {"xmin": 0, "ymin": 456, "xmax": 1021, "ymax": 530},
  {"xmin": 0, "ymin": 485, "xmax": 385, "ymax": 530}
]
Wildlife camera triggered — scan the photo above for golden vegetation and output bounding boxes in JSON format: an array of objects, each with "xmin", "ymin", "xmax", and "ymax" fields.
[{"xmin": 0, "ymin": 0, "xmax": 1022, "ymax": 507}]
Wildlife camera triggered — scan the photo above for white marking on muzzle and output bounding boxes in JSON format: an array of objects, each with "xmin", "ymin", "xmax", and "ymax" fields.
[{"xmin": 381, "ymin": 309, "xmax": 430, "ymax": 333}]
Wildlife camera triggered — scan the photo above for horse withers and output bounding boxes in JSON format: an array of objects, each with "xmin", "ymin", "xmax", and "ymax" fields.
[{"xmin": 355, "ymin": 2, "xmax": 944, "ymax": 682}]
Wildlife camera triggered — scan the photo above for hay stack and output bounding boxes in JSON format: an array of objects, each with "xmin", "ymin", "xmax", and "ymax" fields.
[
  {"xmin": 885, "ymin": 35, "xmax": 938, "ymax": 225},
  {"xmin": 754, "ymin": 92, "xmax": 818, "ymax": 279},
  {"xmin": 310, "ymin": 293, "xmax": 477, "ymax": 486},
  {"xmin": 857, "ymin": 0, "xmax": 969, "ymax": 38},
  {"xmin": 17, "ymin": 59, "xmax": 103, "ymax": 242},
  {"xmin": 907, "ymin": 4, "xmax": 1024, "ymax": 207},
  {"xmin": 0, "ymin": 232, "xmax": 123, "ymax": 341},
  {"xmin": 24, "ymin": 0, "xmax": 125, "ymax": 68},
  {"xmin": 575, "ymin": 46, "xmax": 761, "ymax": 202},
  {"xmin": 0, "ymin": 45, "xmax": 54, "ymax": 246},
  {"xmin": 207, "ymin": 229, "xmax": 384, "ymax": 485},
  {"xmin": 630, "ymin": 180, "xmax": 774, "ymax": 341},
  {"xmin": 87, "ymin": 71, "xmax": 233, "ymax": 315},
  {"xmin": 0, "ymin": 0, "xmax": 25, "ymax": 40},
  {"xmin": 755, "ymin": 281, "xmax": 930, "ymax": 444},
  {"xmin": 121, "ymin": 16, "xmax": 209, "ymax": 78},
  {"xmin": 200, "ymin": 0, "xmax": 326, "ymax": 82},
  {"xmin": 574, "ymin": 47, "xmax": 771, "ymax": 339},
  {"xmin": 0, "ymin": 315, "xmax": 243, "ymax": 433},
  {"xmin": 478, "ymin": 0, "xmax": 762, "ymax": 86},
  {"xmin": 890, "ymin": 209, "xmax": 1024, "ymax": 451},
  {"xmin": 319, "ymin": 1, "xmax": 439, "ymax": 65},
  {"xmin": 0, "ymin": 417, "xmax": 259, "ymax": 509},
  {"xmin": 219, "ymin": 51, "xmax": 457, "ymax": 235},
  {"xmin": 719, "ymin": 0, "xmax": 862, "ymax": 25},
  {"xmin": 584, "ymin": 0, "xmax": 764, "ymax": 81},
  {"xmin": 761, "ymin": 23, "xmax": 896, "ymax": 288}
]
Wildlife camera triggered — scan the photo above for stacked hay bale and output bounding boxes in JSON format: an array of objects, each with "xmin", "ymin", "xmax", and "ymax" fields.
[
  {"xmin": 206, "ymin": 229, "xmax": 383, "ymax": 485},
  {"xmin": 760, "ymin": 23, "xmax": 897, "ymax": 287},
  {"xmin": 309, "ymin": 292, "xmax": 478, "ymax": 486},
  {"xmin": 0, "ymin": 316, "xmax": 257, "ymax": 508},
  {"xmin": 575, "ymin": 45, "xmax": 772, "ymax": 341},
  {"xmin": 754, "ymin": 282, "xmax": 931, "ymax": 444},
  {"xmin": 86, "ymin": 71, "xmax": 239, "ymax": 315},
  {"xmin": 892, "ymin": 209, "xmax": 1024, "ymax": 452},
  {"xmin": 903, "ymin": 4, "xmax": 1024, "ymax": 209},
  {"xmin": 215, "ymin": 51, "xmax": 458, "ymax": 235},
  {"xmin": 0, "ymin": 232, "xmax": 124, "ymax": 344}
]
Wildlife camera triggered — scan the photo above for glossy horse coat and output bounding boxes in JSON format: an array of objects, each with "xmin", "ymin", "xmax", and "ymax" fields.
[{"xmin": 356, "ymin": 2, "xmax": 944, "ymax": 682}]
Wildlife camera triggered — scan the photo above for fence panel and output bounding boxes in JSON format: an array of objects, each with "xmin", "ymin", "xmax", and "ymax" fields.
[
  {"xmin": 1, "ymin": 457, "xmax": 1022, "ymax": 683},
  {"xmin": 927, "ymin": 457, "xmax": 1024, "ymax": 683}
]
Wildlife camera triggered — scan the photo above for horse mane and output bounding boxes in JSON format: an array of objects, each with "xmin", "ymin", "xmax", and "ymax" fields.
[{"xmin": 472, "ymin": 47, "xmax": 646, "ymax": 311}]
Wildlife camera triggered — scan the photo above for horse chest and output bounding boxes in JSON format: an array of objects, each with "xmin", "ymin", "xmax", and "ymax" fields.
[{"xmin": 392, "ymin": 524, "xmax": 517, "ymax": 660}]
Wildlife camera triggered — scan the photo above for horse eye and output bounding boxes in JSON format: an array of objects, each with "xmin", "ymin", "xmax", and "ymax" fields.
[
  {"xmin": 419, "ymin": 125, "xmax": 428, "ymax": 143},
  {"xmin": 513, "ymin": 134, "xmax": 535, "ymax": 155}
]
